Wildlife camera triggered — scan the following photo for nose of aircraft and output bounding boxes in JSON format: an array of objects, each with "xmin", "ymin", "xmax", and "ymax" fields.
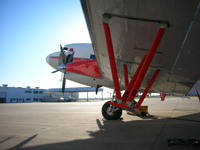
[{"xmin": 46, "ymin": 55, "xmax": 50, "ymax": 64}]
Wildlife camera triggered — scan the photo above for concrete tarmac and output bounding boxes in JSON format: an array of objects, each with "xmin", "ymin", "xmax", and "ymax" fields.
[{"xmin": 0, "ymin": 97, "xmax": 200, "ymax": 150}]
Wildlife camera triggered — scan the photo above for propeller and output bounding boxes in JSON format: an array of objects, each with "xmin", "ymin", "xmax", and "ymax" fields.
[
  {"xmin": 59, "ymin": 45, "xmax": 66, "ymax": 66},
  {"xmin": 62, "ymin": 72, "xmax": 66, "ymax": 93},
  {"xmin": 52, "ymin": 44, "xmax": 75, "ymax": 94}
]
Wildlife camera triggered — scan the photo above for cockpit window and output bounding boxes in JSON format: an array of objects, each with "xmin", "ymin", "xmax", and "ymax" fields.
[
  {"xmin": 66, "ymin": 54, "xmax": 73, "ymax": 63},
  {"xmin": 64, "ymin": 47, "xmax": 68, "ymax": 50},
  {"xmin": 90, "ymin": 54, "xmax": 96, "ymax": 59}
]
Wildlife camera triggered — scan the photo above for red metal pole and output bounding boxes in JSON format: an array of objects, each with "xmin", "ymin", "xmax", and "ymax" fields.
[
  {"xmin": 123, "ymin": 64, "xmax": 129, "ymax": 89},
  {"xmin": 134, "ymin": 69, "xmax": 160, "ymax": 109},
  {"xmin": 122, "ymin": 54, "xmax": 147, "ymax": 102},
  {"xmin": 194, "ymin": 87, "xmax": 200, "ymax": 102},
  {"xmin": 103, "ymin": 22, "xmax": 121, "ymax": 100},
  {"xmin": 160, "ymin": 93, "xmax": 167, "ymax": 101},
  {"xmin": 127, "ymin": 28, "xmax": 165, "ymax": 101}
]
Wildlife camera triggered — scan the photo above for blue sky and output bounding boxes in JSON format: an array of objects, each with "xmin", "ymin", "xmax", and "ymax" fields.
[{"xmin": 0, "ymin": 0, "xmax": 93, "ymax": 90}]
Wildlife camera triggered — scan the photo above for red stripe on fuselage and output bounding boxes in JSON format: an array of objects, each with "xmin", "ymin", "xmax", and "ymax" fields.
[
  {"xmin": 50, "ymin": 57, "xmax": 59, "ymax": 59},
  {"xmin": 65, "ymin": 59, "xmax": 101, "ymax": 78},
  {"xmin": 49, "ymin": 56, "xmax": 100, "ymax": 78},
  {"xmin": 50, "ymin": 57, "xmax": 91, "ymax": 62},
  {"xmin": 73, "ymin": 58, "xmax": 91, "ymax": 62}
]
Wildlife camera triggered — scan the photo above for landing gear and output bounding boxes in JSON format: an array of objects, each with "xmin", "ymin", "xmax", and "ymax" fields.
[
  {"xmin": 102, "ymin": 101, "xmax": 122, "ymax": 120},
  {"xmin": 102, "ymin": 14, "xmax": 167, "ymax": 119}
]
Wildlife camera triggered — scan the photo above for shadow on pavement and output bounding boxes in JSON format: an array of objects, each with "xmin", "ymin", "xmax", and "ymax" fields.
[{"xmin": 6, "ymin": 113, "xmax": 200, "ymax": 150}]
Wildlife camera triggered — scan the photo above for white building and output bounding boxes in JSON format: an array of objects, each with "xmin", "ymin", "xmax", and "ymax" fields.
[
  {"xmin": 0, "ymin": 85, "xmax": 48, "ymax": 103},
  {"xmin": 0, "ymin": 84, "xmax": 103, "ymax": 103}
]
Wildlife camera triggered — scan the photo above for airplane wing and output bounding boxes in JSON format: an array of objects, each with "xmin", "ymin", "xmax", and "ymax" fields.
[{"xmin": 80, "ymin": 0, "xmax": 200, "ymax": 95}]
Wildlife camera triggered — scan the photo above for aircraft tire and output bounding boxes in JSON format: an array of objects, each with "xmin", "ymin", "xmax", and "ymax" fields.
[{"xmin": 102, "ymin": 101, "xmax": 122, "ymax": 120}]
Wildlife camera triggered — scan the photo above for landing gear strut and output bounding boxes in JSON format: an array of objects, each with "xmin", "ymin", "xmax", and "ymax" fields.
[
  {"xmin": 101, "ymin": 13, "xmax": 168, "ymax": 120},
  {"xmin": 102, "ymin": 101, "xmax": 122, "ymax": 120}
]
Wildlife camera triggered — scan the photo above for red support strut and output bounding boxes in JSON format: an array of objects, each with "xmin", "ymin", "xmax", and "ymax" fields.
[
  {"xmin": 126, "ymin": 28, "xmax": 165, "ymax": 102},
  {"xmin": 122, "ymin": 54, "xmax": 147, "ymax": 102},
  {"xmin": 134, "ymin": 69, "xmax": 160, "ymax": 109},
  {"xmin": 123, "ymin": 64, "xmax": 129, "ymax": 89},
  {"xmin": 194, "ymin": 87, "xmax": 200, "ymax": 102},
  {"xmin": 103, "ymin": 16, "xmax": 166, "ymax": 110},
  {"xmin": 103, "ymin": 22, "xmax": 121, "ymax": 100}
]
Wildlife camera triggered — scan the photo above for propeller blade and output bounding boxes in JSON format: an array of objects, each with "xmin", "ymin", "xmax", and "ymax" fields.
[
  {"xmin": 52, "ymin": 68, "xmax": 63, "ymax": 74},
  {"xmin": 62, "ymin": 71, "xmax": 66, "ymax": 93},
  {"xmin": 59, "ymin": 72, "xmax": 63, "ymax": 82},
  {"xmin": 60, "ymin": 44, "xmax": 66, "ymax": 64}
]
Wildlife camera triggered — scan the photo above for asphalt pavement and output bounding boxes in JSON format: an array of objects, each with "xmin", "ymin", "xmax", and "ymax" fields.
[{"xmin": 0, "ymin": 97, "xmax": 200, "ymax": 150}]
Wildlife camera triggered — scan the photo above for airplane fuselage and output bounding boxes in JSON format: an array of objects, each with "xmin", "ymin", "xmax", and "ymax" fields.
[{"xmin": 46, "ymin": 43, "xmax": 113, "ymax": 88}]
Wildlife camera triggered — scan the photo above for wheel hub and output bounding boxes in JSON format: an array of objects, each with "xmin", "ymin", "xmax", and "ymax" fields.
[{"xmin": 106, "ymin": 106, "xmax": 115, "ymax": 116}]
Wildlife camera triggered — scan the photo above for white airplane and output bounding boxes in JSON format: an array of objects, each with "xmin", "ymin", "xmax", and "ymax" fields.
[
  {"xmin": 46, "ymin": 43, "xmax": 114, "ymax": 92},
  {"xmin": 46, "ymin": 0, "xmax": 200, "ymax": 120},
  {"xmin": 50, "ymin": 93, "xmax": 76, "ymax": 102}
]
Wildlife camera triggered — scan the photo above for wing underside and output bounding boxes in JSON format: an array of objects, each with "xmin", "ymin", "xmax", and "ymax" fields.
[{"xmin": 81, "ymin": 0, "xmax": 200, "ymax": 95}]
